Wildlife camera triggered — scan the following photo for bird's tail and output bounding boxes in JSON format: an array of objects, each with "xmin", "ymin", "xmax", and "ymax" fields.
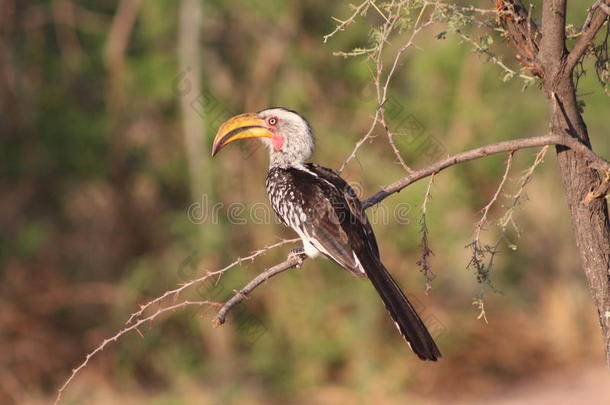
[{"xmin": 360, "ymin": 253, "xmax": 441, "ymax": 361}]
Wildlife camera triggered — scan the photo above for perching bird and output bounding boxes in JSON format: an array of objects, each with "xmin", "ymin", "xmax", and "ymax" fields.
[{"xmin": 212, "ymin": 107, "xmax": 441, "ymax": 361}]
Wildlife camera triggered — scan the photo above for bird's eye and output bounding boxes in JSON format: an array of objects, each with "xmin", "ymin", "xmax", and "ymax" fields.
[{"xmin": 267, "ymin": 117, "xmax": 278, "ymax": 126}]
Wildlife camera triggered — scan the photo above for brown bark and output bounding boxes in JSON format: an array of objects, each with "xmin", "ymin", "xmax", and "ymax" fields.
[{"xmin": 499, "ymin": 0, "xmax": 610, "ymax": 364}]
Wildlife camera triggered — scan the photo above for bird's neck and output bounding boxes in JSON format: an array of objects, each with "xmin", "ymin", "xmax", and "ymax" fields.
[{"xmin": 269, "ymin": 150, "xmax": 306, "ymax": 170}]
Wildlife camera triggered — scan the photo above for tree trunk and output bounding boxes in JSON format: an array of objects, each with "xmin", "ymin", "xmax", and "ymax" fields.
[{"xmin": 538, "ymin": 0, "xmax": 610, "ymax": 364}]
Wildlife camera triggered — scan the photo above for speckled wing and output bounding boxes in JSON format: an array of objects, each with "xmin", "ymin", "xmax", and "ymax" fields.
[
  {"xmin": 265, "ymin": 165, "xmax": 370, "ymax": 275},
  {"xmin": 306, "ymin": 164, "xmax": 380, "ymax": 260}
]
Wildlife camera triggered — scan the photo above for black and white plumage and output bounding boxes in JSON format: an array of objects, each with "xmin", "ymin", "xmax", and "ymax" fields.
[{"xmin": 212, "ymin": 107, "xmax": 441, "ymax": 361}]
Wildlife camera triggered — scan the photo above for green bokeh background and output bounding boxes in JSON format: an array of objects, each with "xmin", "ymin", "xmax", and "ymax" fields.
[{"xmin": 2, "ymin": 1, "xmax": 609, "ymax": 404}]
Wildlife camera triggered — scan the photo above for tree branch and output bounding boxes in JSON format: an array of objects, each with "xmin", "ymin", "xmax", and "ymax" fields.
[
  {"xmin": 566, "ymin": 0, "xmax": 610, "ymax": 73},
  {"xmin": 54, "ymin": 300, "xmax": 221, "ymax": 405},
  {"xmin": 364, "ymin": 133, "xmax": 610, "ymax": 208},
  {"xmin": 214, "ymin": 252, "xmax": 308, "ymax": 326},
  {"xmin": 474, "ymin": 151, "xmax": 515, "ymax": 241},
  {"xmin": 125, "ymin": 238, "xmax": 299, "ymax": 326},
  {"xmin": 494, "ymin": 0, "xmax": 542, "ymax": 76}
]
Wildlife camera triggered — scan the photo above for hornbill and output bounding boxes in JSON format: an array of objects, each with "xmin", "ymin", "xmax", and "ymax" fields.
[{"xmin": 212, "ymin": 107, "xmax": 441, "ymax": 361}]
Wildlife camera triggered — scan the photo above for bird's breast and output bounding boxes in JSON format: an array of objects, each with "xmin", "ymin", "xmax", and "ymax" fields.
[{"xmin": 265, "ymin": 168, "xmax": 309, "ymax": 230}]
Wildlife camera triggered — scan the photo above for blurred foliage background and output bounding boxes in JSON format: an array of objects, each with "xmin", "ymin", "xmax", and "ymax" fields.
[{"xmin": 2, "ymin": 0, "xmax": 610, "ymax": 404}]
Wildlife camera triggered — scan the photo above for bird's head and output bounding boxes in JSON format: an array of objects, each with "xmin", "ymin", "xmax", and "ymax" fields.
[{"xmin": 212, "ymin": 107, "xmax": 314, "ymax": 167}]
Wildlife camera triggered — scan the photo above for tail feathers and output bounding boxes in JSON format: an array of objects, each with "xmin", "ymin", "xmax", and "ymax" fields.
[{"xmin": 361, "ymin": 254, "xmax": 441, "ymax": 361}]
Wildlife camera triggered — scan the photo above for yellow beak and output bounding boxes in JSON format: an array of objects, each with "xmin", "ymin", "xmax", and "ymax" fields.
[{"xmin": 211, "ymin": 113, "xmax": 273, "ymax": 156}]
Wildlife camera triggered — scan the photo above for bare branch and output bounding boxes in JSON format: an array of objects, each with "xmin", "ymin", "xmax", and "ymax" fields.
[
  {"xmin": 582, "ymin": 0, "xmax": 610, "ymax": 33},
  {"xmin": 214, "ymin": 252, "xmax": 307, "ymax": 326},
  {"xmin": 426, "ymin": 1, "xmax": 497, "ymax": 15},
  {"xmin": 364, "ymin": 133, "xmax": 610, "ymax": 208},
  {"xmin": 126, "ymin": 238, "xmax": 299, "ymax": 325},
  {"xmin": 421, "ymin": 172, "xmax": 435, "ymax": 214},
  {"xmin": 386, "ymin": 129, "xmax": 416, "ymax": 173},
  {"xmin": 54, "ymin": 300, "xmax": 221, "ymax": 405},
  {"xmin": 466, "ymin": 153, "xmax": 515, "ymax": 300},
  {"xmin": 567, "ymin": 1, "xmax": 610, "ymax": 73},
  {"xmin": 456, "ymin": 30, "xmax": 535, "ymax": 83},
  {"xmin": 500, "ymin": 147, "xmax": 549, "ymax": 233},
  {"xmin": 56, "ymin": 239, "xmax": 299, "ymax": 403},
  {"xmin": 494, "ymin": 0, "xmax": 542, "ymax": 77},
  {"xmin": 417, "ymin": 173, "xmax": 436, "ymax": 290},
  {"xmin": 339, "ymin": 1, "xmax": 437, "ymax": 173},
  {"xmin": 339, "ymin": 108, "xmax": 382, "ymax": 173},
  {"xmin": 323, "ymin": 0, "xmax": 371, "ymax": 43},
  {"xmin": 474, "ymin": 151, "xmax": 514, "ymax": 242},
  {"xmin": 582, "ymin": 1, "xmax": 604, "ymax": 31},
  {"xmin": 379, "ymin": 4, "xmax": 435, "ymax": 173}
]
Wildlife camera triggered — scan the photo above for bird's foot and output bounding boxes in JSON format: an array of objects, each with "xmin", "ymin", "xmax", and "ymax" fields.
[{"xmin": 288, "ymin": 248, "xmax": 307, "ymax": 268}]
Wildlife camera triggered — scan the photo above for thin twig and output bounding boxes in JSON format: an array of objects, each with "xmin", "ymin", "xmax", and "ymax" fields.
[
  {"xmin": 386, "ymin": 129, "xmax": 416, "ymax": 173},
  {"xmin": 214, "ymin": 252, "xmax": 307, "ymax": 326},
  {"xmin": 339, "ymin": 108, "xmax": 382, "ymax": 173},
  {"xmin": 474, "ymin": 151, "xmax": 514, "ymax": 242},
  {"xmin": 380, "ymin": 4, "xmax": 434, "ymax": 174},
  {"xmin": 456, "ymin": 30, "xmax": 535, "ymax": 83},
  {"xmin": 370, "ymin": 0, "xmax": 389, "ymax": 23},
  {"xmin": 54, "ymin": 300, "xmax": 221, "ymax": 405},
  {"xmin": 421, "ymin": 172, "xmax": 435, "ymax": 215},
  {"xmin": 339, "ymin": 1, "xmax": 437, "ymax": 173},
  {"xmin": 500, "ymin": 146, "xmax": 549, "ymax": 233},
  {"xmin": 467, "ymin": 152, "xmax": 515, "ymax": 298},
  {"xmin": 323, "ymin": 0, "xmax": 371, "ymax": 43},
  {"xmin": 425, "ymin": 1, "xmax": 497, "ymax": 15},
  {"xmin": 417, "ymin": 173, "xmax": 436, "ymax": 290},
  {"xmin": 125, "ymin": 238, "xmax": 299, "ymax": 325}
]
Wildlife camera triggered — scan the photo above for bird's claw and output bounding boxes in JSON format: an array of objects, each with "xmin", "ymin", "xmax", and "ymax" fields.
[{"xmin": 288, "ymin": 248, "xmax": 307, "ymax": 268}]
